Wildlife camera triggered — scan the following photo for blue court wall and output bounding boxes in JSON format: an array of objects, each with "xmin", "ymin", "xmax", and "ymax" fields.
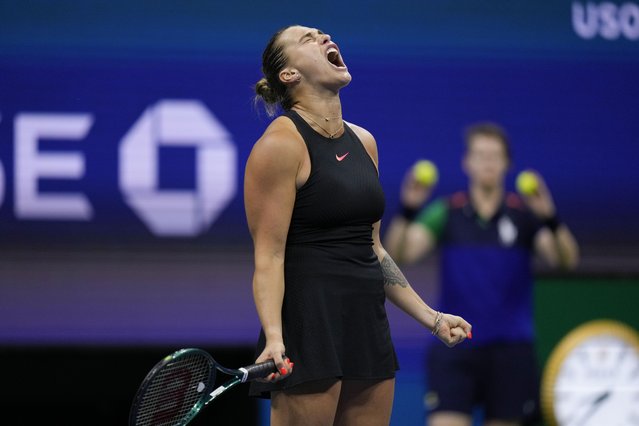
[{"xmin": 1, "ymin": 0, "xmax": 638, "ymax": 249}]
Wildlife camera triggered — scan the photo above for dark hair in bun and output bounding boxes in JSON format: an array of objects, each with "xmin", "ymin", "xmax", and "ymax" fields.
[{"xmin": 254, "ymin": 26, "xmax": 295, "ymax": 117}]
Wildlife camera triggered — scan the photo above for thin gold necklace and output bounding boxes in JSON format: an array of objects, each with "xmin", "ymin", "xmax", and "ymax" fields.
[{"xmin": 296, "ymin": 110, "xmax": 344, "ymax": 139}]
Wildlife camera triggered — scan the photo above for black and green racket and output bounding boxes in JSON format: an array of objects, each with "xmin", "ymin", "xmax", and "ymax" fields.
[{"xmin": 129, "ymin": 348, "xmax": 279, "ymax": 426}]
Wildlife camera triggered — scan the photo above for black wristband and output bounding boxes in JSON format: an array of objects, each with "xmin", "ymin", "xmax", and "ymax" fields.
[
  {"xmin": 543, "ymin": 215, "xmax": 562, "ymax": 232},
  {"xmin": 400, "ymin": 205, "xmax": 420, "ymax": 221}
]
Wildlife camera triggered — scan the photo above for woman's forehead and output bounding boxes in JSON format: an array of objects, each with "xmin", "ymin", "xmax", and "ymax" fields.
[{"xmin": 280, "ymin": 25, "xmax": 320, "ymax": 43}]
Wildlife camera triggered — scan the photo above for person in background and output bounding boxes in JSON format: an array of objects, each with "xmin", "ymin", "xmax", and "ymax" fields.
[{"xmin": 384, "ymin": 123, "xmax": 579, "ymax": 426}]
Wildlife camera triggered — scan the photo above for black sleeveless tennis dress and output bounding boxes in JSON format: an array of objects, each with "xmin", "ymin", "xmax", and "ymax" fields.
[{"xmin": 249, "ymin": 110, "xmax": 398, "ymax": 398}]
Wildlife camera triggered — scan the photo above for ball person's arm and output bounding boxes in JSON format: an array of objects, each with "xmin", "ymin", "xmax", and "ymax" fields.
[
  {"xmin": 535, "ymin": 226, "xmax": 579, "ymax": 270},
  {"xmin": 524, "ymin": 173, "xmax": 580, "ymax": 270},
  {"xmin": 244, "ymin": 122, "xmax": 300, "ymax": 381},
  {"xmin": 383, "ymin": 165, "xmax": 438, "ymax": 264},
  {"xmin": 384, "ymin": 207, "xmax": 436, "ymax": 265}
]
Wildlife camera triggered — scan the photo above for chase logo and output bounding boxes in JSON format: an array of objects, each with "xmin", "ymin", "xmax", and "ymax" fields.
[
  {"xmin": 572, "ymin": 2, "xmax": 639, "ymax": 40},
  {"xmin": 120, "ymin": 100, "xmax": 236, "ymax": 237},
  {"xmin": 3, "ymin": 100, "xmax": 236, "ymax": 238}
]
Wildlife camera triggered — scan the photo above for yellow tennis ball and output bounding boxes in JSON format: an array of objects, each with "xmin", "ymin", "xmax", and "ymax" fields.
[
  {"xmin": 413, "ymin": 160, "xmax": 438, "ymax": 187},
  {"xmin": 516, "ymin": 171, "xmax": 538, "ymax": 196}
]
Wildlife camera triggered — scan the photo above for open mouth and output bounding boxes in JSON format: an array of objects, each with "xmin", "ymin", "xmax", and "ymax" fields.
[{"xmin": 326, "ymin": 46, "xmax": 346, "ymax": 69}]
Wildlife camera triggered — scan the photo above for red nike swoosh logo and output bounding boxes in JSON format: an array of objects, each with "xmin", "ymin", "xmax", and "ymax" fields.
[{"xmin": 336, "ymin": 152, "xmax": 349, "ymax": 161}]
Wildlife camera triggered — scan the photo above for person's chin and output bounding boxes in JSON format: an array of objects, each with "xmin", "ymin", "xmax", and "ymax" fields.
[
  {"xmin": 334, "ymin": 69, "xmax": 352, "ymax": 86},
  {"xmin": 477, "ymin": 179, "xmax": 501, "ymax": 190},
  {"xmin": 324, "ymin": 74, "xmax": 351, "ymax": 92},
  {"xmin": 340, "ymin": 72, "xmax": 352, "ymax": 86}
]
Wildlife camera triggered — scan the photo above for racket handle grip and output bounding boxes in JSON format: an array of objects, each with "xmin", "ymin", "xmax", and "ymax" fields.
[{"xmin": 242, "ymin": 359, "xmax": 279, "ymax": 382}]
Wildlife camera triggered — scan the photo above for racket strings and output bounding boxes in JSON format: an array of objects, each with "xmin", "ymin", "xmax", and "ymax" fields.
[{"xmin": 134, "ymin": 353, "xmax": 214, "ymax": 426}]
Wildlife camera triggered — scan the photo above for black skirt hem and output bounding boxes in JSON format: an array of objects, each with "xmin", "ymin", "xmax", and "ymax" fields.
[{"xmin": 248, "ymin": 370, "xmax": 399, "ymax": 399}]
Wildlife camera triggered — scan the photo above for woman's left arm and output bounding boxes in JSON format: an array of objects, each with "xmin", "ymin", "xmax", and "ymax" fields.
[
  {"xmin": 349, "ymin": 122, "xmax": 471, "ymax": 346},
  {"xmin": 373, "ymin": 221, "xmax": 471, "ymax": 347}
]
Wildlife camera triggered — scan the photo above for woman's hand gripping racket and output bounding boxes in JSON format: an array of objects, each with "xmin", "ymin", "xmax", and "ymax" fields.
[{"xmin": 129, "ymin": 348, "xmax": 284, "ymax": 426}]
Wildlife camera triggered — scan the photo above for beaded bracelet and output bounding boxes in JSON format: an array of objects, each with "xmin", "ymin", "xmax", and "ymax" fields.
[{"xmin": 431, "ymin": 311, "xmax": 443, "ymax": 336}]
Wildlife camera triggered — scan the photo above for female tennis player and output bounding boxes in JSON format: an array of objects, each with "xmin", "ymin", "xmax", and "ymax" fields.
[{"xmin": 244, "ymin": 25, "xmax": 472, "ymax": 425}]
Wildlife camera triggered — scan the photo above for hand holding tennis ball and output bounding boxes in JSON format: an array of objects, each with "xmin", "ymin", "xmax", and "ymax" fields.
[
  {"xmin": 516, "ymin": 170, "xmax": 539, "ymax": 196},
  {"xmin": 413, "ymin": 160, "xmax": 439, "ymax": 187},
  {"xmin": 516, "ymin": 170, "xmax": 557, "ymax": 219},
  {"xmin": 401, "ymin": 159, "xmax": 438, "ymax": 208}
]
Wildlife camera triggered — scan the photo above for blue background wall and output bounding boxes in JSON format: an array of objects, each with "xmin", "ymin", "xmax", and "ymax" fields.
[{"xmin": 1, "ymin": 0, "xmax": 638, "ymax": 248}]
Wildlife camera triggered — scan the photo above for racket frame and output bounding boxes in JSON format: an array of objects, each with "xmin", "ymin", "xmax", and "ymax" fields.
[
  {"xmin": 130, "ymin": 348, "xmax": 277, "ymax": 426},
  {"xmin": 129, "ymin": 348, "xmax": 216, "ymax": 426}
]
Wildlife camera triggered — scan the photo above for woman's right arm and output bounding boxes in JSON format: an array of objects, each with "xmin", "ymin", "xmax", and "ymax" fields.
[{"xmin": 244, "ymin": 123, "xmax": 301, "ymax": 380}]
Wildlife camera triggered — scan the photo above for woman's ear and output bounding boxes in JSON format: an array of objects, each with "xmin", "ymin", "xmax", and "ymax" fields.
[{"xmin": 279, "ymin": 68, "xmax": 302, "ymax": 85}]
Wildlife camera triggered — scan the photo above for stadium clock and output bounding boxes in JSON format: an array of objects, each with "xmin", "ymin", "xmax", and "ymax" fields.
[{"xmin": 541, "ymin": 320, "xmax": 639, "ymax": 426}]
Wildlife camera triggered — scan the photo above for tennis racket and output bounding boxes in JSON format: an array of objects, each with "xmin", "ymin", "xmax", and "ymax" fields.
[{"xmin": 129, "ymin": 348, "xmax": 280, "ymax": 426}]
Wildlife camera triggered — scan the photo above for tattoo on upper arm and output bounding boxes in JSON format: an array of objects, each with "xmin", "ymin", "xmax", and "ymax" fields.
[{"xmin": 381, "ymin": 255, "xmax": 409, "ymax": 288}]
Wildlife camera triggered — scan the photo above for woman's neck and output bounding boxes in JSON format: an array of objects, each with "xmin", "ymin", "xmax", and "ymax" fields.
[
  {"xmin": 292, "ymin": 92, "xmax": 342, "ymax": 120},
  {"xmin": 292, "ymin": 92, "xmax": 344, "ymax": 138}
]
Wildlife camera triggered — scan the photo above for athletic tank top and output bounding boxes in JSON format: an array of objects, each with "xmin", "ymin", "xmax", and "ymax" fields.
[{"xmin": 285, "ymin": 110, "xmax": 385, "ymax": 246}]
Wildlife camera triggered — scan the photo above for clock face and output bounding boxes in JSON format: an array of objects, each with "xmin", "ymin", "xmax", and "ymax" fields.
[{"xmin": 547, "ymin": 323, "xmax": 639, "ymax": 426}]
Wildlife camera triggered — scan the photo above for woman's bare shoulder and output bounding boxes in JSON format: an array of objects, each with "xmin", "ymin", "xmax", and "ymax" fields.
[{"xmin": 248, "ymin": 115, "xmax": 305, "ymax": 171}]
